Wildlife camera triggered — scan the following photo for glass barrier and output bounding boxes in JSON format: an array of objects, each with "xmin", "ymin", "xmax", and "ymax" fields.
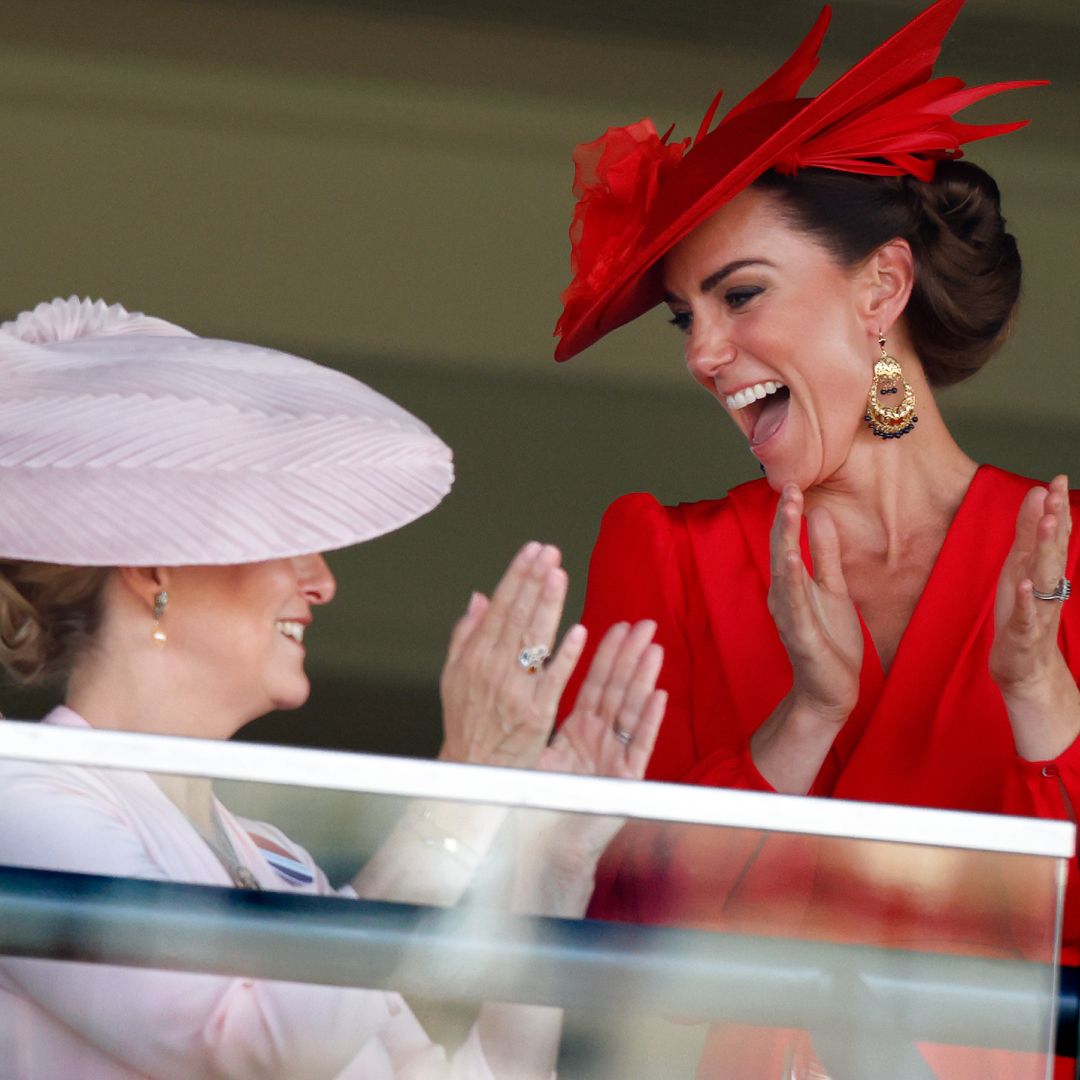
[{"xmin": 0, "ymin": 719, "xmax": 1072, "ymax": 1080}]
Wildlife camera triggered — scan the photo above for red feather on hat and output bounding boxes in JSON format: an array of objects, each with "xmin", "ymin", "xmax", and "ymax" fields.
[{"xmin": 554, "ymin": 0, "xmax": 1046, "ymax": 361}]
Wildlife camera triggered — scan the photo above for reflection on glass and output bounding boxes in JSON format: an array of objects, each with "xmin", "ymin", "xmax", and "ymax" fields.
[{"xmin": 0, "ymin": 733, "xmax": 1066, "ymax": 1079}]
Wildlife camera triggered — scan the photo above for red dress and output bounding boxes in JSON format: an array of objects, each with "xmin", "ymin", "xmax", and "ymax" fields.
[{"xmin": 560, "ymin": 465, "xmax": 1080, "ymax": 1077}]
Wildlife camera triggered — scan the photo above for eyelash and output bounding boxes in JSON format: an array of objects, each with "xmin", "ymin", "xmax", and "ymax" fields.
[
  {"xmin": 726, "ymin": 286, "xmax": 763, "ymax": 309},
  {"xmin": 667, "ymin": 286, "xmax": 764, "ymax": 332}
]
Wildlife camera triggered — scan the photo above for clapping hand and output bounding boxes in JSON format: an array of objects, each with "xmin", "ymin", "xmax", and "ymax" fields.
[
  {"xmin": 540, "ymin": 619, "xmax": 665, "ymax": 781},
  {"xmin": 991, "ymin": 475, "xmax": 1072, "ymax": 691},
  {"xmin": 990, "ymin": 475, "xmax": 1079, "ymax": 759},
  {"xmin": 513, "ymin": 620, "xmax": 666, "ymax": 913},
  {"xmin": 768, "ymin": 484, "xmax": 863, "ymax": 724},
  {"xmin": 439, "ymin": 542, "xmax": 588, "ymax": 769}
]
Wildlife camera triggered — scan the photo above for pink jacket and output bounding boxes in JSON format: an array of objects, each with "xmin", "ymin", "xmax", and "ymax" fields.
[{"xmin": 0, "ymin": 708, "xmax": 496, "ymax": 1079}]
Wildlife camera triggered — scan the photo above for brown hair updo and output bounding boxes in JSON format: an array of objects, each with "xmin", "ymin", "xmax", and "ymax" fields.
[
  {"xmin": 753, "ymin": 160, "xmax": 1022, "ymax": 386},
  {"xmin": 0, "ymin": 562, "xmax": 110, "ymax": 685}
]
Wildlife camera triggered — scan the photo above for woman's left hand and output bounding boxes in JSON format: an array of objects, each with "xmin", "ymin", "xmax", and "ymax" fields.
[
  {"xmin": 439, "ymin": 542, "xmax": 589, "ymax": 770},
  {"xmin": 990, "ymin": 474, "xmax": 1080, "ymax": 759}
]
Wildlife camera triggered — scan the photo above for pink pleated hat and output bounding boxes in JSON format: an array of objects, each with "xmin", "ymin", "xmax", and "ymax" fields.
[{"xmin": 0, "ymin": 297, "xmax": 454, "ymax": 566}]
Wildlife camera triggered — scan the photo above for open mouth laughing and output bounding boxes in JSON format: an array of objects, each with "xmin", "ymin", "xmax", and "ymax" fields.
[{"xmin": 724, "ymin": 380, "xmax": 791, "ymax": 448}]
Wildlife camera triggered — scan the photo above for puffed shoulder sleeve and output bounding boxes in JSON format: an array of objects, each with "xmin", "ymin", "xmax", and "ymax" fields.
[
  {"xmin": 558, "ymin": 493, "xmax": 697, "ymax": 782},
  {"xmin": 560, "ymin": 492, "xmax": 776, "ymax": 791}
]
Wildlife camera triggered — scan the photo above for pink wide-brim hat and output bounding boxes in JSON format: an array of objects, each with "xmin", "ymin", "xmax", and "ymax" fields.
[{"xmin": 0, "ymin": 297, "xmax": 454, "ymax": 566}]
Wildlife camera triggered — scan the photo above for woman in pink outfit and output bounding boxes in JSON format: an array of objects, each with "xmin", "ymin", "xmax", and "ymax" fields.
[{"xmin": 0, "ymin": 297, "xmax": 666, "ymax": 1079}]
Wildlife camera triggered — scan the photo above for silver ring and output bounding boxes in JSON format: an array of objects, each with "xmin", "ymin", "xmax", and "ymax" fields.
[
  {"xmin": 1032, "ymin": 576, "xmax": 1071, "ymax": 603},
  {"xmin": 612, "ymin": 723, "xmax": 632, "ymax": 746},
  {"xmin": 518, "ymin": 644, "xmax": 551, "ymax": 674}
]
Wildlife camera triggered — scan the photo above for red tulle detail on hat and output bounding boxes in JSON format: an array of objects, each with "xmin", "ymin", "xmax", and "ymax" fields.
[
  {"xmin": 554, "ymin": 0, "xmax": 1047, "ymax": 361},
  {"xmin": 557, "ymin": 7, "xmax": 828, "ymax": 341},
  {"xmin": 556, "ymin": 120, "xmax": 690, "ymax": 339}
]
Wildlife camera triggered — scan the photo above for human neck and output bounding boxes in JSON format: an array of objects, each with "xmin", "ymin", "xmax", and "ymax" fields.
[
  {"xmin": 804, "ymin": 400, "xmax": 978, "ymax": 559},
  {"xmin": 65, "ymin": 646, "xmax": 239, "ymax": 833},
  {"xmin": 65, "ymin": 614, "xmax": 251, "ymax": 744}
]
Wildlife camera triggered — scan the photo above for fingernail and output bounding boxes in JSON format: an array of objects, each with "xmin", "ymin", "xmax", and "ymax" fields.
[
  {"xmin": 535, "ymin": 545, "xmax": 561, "ymax": 573},
  {"xmin": 543, "ymin": 567, "xmax": 567, "ymax": 591},
  {"xmin": 519, "ymin": 541, "xmax": 541, "ymax": 561},
  {"xmin": 467, "ymin": 591, "xmax": 484, "ymax": 614},
  {"xmin": 565, "ymin": 624, "xmax": 586, "ymax": 646}
]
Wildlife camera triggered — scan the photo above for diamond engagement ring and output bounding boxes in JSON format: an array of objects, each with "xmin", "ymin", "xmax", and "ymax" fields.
[
  {"xmin": 1032, "ymin": 577, "xmax": 1071, "ymax": 602},
  {"xmin": 518, "ymin": 644, "xmax": 551, "ymax": 674},
  {"xmin": 612, "ymin": 723, "xmax": 632, "ymax": 746}
]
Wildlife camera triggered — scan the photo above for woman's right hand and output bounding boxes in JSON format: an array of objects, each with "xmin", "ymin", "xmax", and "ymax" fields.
[
  {"xmin": 750, "ymin": 486, "xmax": 862, "ymax": 794},
  {"xmin": 540, "ymin": 620, "xmax": 665, "ymax": 782},
  {"xmin": 767, "ymin": 484, "xmax": 863, "ymax": 726},
  {"xmin": 438, "ymin": 542, "xmax": 586, "ymax": 770},
  {"xmin": 508, "ymin": 621, "xmax": 666, "ymax": 918}
]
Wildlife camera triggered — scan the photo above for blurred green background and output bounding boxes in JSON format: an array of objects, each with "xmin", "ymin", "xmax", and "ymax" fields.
[{"xmin": 2, "ymin": 0, "xmax": 1077, "ymax": 755}]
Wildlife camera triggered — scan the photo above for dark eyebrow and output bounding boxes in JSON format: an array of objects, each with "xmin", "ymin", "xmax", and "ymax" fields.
[
  {"xmin": 663, "ymin": 258, "xmax": 776, "ymax": 304},
  {"xmin": 700, "ymin": 259, "xmax": 776, "ymax": 295}
]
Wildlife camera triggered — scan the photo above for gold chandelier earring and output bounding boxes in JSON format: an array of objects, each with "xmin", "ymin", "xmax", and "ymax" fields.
[
  {"xmin": 864, "ymin": 331, "xmax": 918, "ymax": 439},
  {"xmin": 150, "ymin": 589, "xmax": 168, "ymax": 647}
]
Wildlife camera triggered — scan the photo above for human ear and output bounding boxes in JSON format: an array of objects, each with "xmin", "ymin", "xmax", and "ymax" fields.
[
  {"xmin": 116, "ymin": 566, "xmax": 171, "ymax": 610},
  {"xmin": 860, "ymin": 238, "xmax": 915, "ymax": 336}
]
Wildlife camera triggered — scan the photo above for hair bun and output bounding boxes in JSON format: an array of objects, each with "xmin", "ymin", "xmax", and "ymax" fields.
[
  {"xmin": 0, "ymin": 297, "xmax": 191, "ymax": 346},
  {"xmin": 901, "ymin": 161, "xmax": 1021, "ymax": 385},
  {"xmin": 0, "ymin": 563, "xmax": 110, "ymax": 685},
  {"xmin": 912, "ymin": 161, "xmax": 1006, "ymax": 248}
]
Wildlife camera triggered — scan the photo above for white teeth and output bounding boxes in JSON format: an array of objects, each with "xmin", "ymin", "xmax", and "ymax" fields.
[
  {"xmin": 275, "ymin": 620, "xmax": 305, "ymax": 644},
  {"xmin": 725, "ymin": 381, "xmax": 786, "ymax": 411}
]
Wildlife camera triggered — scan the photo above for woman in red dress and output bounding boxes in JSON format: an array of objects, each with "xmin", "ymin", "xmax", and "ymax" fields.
[{"xmin": 554, "ymin": 0, "xmax": 1079, "ymax": 1074}]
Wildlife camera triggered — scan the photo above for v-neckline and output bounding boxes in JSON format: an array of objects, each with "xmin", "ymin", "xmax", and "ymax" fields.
[
  {"xmin": 856, "ymin": 463, "xmax": 990, "ymax": 690},
  {"xmin": 733, "ymin": 463, "xmax": 1006, "ymax": 705}
]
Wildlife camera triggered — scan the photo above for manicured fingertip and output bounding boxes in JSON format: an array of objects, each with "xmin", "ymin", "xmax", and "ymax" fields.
[
  {"xmin": 641, "ymin": 641, "xmax": 664, "ymax": 673},
  {"xmin": 529, "ymin": 544, "xmax": 561, "ymax": 576},
  {"xmin": 563, "ymin": 623, "xmax": 587, "ymax": 648},
  {"xmin": 517, "ymin": 540, "xmax": 542, "ymax": 564},
  {"xmin": 542, "ymin": 566, "xmax": 568, "ymax": 594},
  {"xmin": 467, "ymin": 590, "xmax": 486, "ymax": 615}
]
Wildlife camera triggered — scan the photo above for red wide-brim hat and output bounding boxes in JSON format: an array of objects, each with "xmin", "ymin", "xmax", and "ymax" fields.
[{"xmin": 553, "ymin": 0, "xmax": 1045, "ymax": 362}]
